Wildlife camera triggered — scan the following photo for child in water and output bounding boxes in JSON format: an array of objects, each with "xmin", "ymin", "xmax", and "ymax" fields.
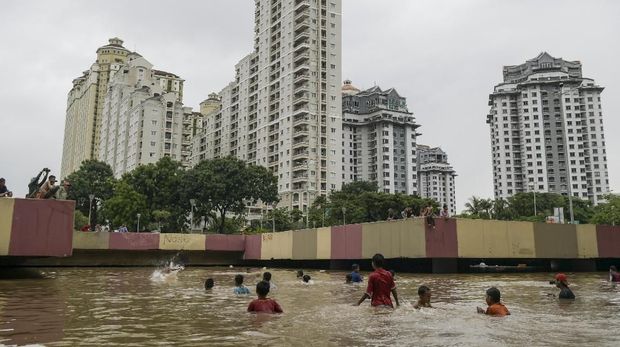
[
  {"xmin": 551, "ymin": 273, "xmax": 575, "ymax": 299},
  {"xmin": 234, "ymin": 274, "xmax": 250, "ymax": 294},
  {"xmin": 350, "ymin": 264, "xmax": 363, "ymax": 283},
  {"xmin": 247, "ymin": 281, "xmax": 283, "ymax": 314},
  {"xmin": 302, "ymin": 274, "xmax": 311, "ymax": 284},
  {"xmin": 477, "ymin": 287, "xmax": 510, "ymax": 316},
  {"xmin": 345, "ymin": 273, "xmax": 353, "ymax": 284},
  {"xmin": 263, "ymin": 271, "xmax": 277, "ymax": 290},
  {"xmin": 413, "ymin": 285, "xmax": 432, "ymax": 309},
  {"xmin": 355, "ymin": 253, "xmax": 399, "ymax": 308},
  {"xmin": 204, "ymin": 278, "xmax": 214, "ymax": 290},
  {"xmin": 610, "ymin": 266, "xmax": 620, "ymax": 282}
]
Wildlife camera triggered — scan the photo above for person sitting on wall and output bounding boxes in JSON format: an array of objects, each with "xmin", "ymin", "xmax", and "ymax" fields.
[
  {"xmin": 53, "ymin": 180, "xmax": 71, "ymax": 200},
  {"xmin": 27, "ymin": 168, "xmax": 49, "ymax": 198},
  {"xmin": 421, "ymin": 204, "xmax": 436, "ymax": 229},
  {"xmin": 35, "ymin": 175, "xmax": 57, "ymax": 199},
  {"xmin": 477, "ymin": 287, "xmax": 510, "ymax": 316},
  {"xmin": 440, "ymin": 204, "xmax": 450, "ymax": 218},
  {"xmin": 550, "ymin": 273, "xmax": 575, "ymax": 299},
  {"xmin": 610, "ymin": 266, "xmax": 620, "ymax": 283},
  {"xmin": 0, "ymin": 178, "xmax": 13, "ymax": 197}
]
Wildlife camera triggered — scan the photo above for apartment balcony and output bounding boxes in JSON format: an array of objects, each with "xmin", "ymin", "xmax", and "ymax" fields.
[
  {"xmin": 294, "ymin": 81, "xmax": 309, "ymax": 94},
  {"xmin": 293, "ymin": 72, "xmax": 309, "ymax": 85},
  {"xmin": 293, "ymin": 30, "xmax": 310, "ymax": 45},
  {"xmin": 294, "ymin": 20, "xmax": 310, "ymax": 34},
  {"xmin": 294, "ymin": 0, "xmax": 310, "ymax": 13},
  {"xmin": 292, "ymin": 105, "xmax": 309, "ymax": 117},
  {"xmin": 293, "ymin": 51, "xmax": 310, "ymax": 64},
  {"xmin": 293, "ymin": 94, "xmax": 309, "ymax": 107},
  {"xmin": 292, "ymin": 139, "xmax": 309, "ymax": 149},
  {"xmin": 292, "ymin": 150, "xmax": 310, "ymax": 160},
  {"xmin": 293, "ymin": 63, "xmax": 309, "ymax": 74},
  {"xmin": 294, "ymin": 40, "xmax": 310, "ymax": 54},
  {"xmin": 293, "ymin": 127, "xmax": 309, "ymax": 138},
  {"xmin": 292, "ymin": 173, "xmax": 309, "ymax": 183},
  {"xmin": 293, "ymin": 114, "xmax": 309, "ymax": 126},
  {"xmin": 294, "ymin": 9, "xmax": 309, "ymax": 23},
  {"xmin": 269, "ymin": 127, "xmax": 279, "ymax": 136}
]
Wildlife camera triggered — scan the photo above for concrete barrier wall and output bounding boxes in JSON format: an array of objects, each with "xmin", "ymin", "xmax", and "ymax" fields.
[
  {"xmin": 0, "ymin": 198, "xmax": 74, "ymax": 257},
  {"xmin": 575, "ymin": 225, "xmax": 599, "ymax": 258},
  {"xmin": 3, "ymin": 196, "xmax": 620, "ymax": 263},
  {"xmin": 596, "ymin": 225, "xmax": 620, "ymax": 258},
  {"xmin": 534, "ymin": 223, "xmax": 578, "ymax": 258},
  {"xmin": 0, "ymin": 199, "xmax": 14, "ymax": 256},
  {"xmin": 456, "ymin": 220, "xmax": 536, "ymax": 258}
]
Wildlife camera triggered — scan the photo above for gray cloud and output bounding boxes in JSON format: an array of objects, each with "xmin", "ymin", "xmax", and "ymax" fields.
[{"xmin": 1, "ymin": 0, "xmax": 618, "ymax": 211}]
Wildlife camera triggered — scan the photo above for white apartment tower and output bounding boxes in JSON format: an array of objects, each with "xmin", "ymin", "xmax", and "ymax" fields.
[
  {"xmin": 487, "ymin": 52, "xmax": 610, "ymax": 204},
  {"xmin": 98, "ymin": 53, "xmax": 196, "ymax": 177},
  {"xmin": 192, "ymin": 0, "xmax": 343, "ymax": 212},
  {"xmin": 341, "ymin": 81, "xmax": 421, "ymax": 195},
  {"xmin": 61, "ymin": 38, "xmax": 129, "ymax": 178},
  {"xmin": 417, "ymin": 145, "xmax": 457, "ymax": 215}
]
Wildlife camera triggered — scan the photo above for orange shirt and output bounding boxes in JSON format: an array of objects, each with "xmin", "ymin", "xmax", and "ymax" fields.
[{"xmin": 486, "ymin": 303, "xmax": 510, "ymax": 316}]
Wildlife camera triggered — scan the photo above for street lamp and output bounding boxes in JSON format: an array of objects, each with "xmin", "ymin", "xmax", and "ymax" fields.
[
  {"xmin": 562, "ymin": 184, "xmax": 575, "ymax": 224},
  {"xmin": 88, "ymin": 194, "xmax": 95, "ymax": 231},
  {"xmin": 136, "ymin": 213, "xmax": 141, "ymax": 233},
  {"xmin": 272, "ymin": 203, "xmax": 276, "ymax": 233},
  {"xmin": 189, "ymin": 198, "xmax": 196, "ymax": 232},
  {"xmin": 528, "ymin": 183, "xmax": 537, "ymax": 217},
  {"xmin": 342, "ymin": 206, "xmax": 346, "ymax": 226}
]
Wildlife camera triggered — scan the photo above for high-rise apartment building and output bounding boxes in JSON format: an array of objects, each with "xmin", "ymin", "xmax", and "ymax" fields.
[
  {"xmin": 98, "ymin": 52, "xmax": 196, "ymax": 177},
  {"xmin": 191, "ymin": 0, "xmax": 343, "ymax": 212},
  {"xmin": 417, "ymin": 145, "xmax": 457, "ymax": 215},
  {"xmin": 340, "ymin": 81, "xmax": 421, "ymax": 195},
  {"xmin": 61, "ymin": 38, "xmax": 130, "ymax": 178},
  {"xmin": 487, "ymin": 52, "xmax": 610, "ymax": 204}
]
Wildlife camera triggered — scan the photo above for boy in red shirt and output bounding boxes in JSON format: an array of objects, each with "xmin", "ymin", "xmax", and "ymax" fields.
[
  {"xmin": 477, "ymin": 287, "xmax": 510, "ymax": 316},
  {"xmin": 355, "ymin": 253, "xmax": 399, "ymax": 308},
  {"xmin": 247, "ymin": 280, "xmax": 283, "ymax": 314}
]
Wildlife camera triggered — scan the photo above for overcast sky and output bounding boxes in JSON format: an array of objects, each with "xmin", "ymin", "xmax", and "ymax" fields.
[{"xmin": 1, "ymin": 0, "xmax": 618, "ymax": 211}]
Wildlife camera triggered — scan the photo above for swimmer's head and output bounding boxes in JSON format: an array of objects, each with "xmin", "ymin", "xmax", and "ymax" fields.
[
  {"xmin": 256, "ymin": 280, "xmax": 270, "ymax": 297},
  {"xmin": 302, "ymin": 274, "xmax": 311, "ymax": 283},
  {"xmin": 297, "ymin": 270, "xmax": 304, "ymax": 278},
  {"xmin": 352, "ymin": 264, "xmax": 360, "ymax": 272},
  {"xmin": 611, "ymin": 265, "xmax": 617, "ymax": 272},
  {"xmin": 205, "ymin": 278, "xmax": 214, "ymax": 290},
  {"xmin": 235, "ymin": 274, "xmax": 244, "ymax": 286},
  {"xmin": 345, "ymin": 273, "xmax": 353, "ymax": 283},
  {"xmin": 418, "ymin": 285, "xmax": 431, "ymax": 302},
  {"xmin": 485, "ymin": 287, "xmax": 501, "ymax": 305},
  {"xmin": 263, "ymin": 271, "xmax": 272, "ymax": 282},
  {"xmin": 371, "ymin": 253, "xmax": 385, "ymax": 269}
]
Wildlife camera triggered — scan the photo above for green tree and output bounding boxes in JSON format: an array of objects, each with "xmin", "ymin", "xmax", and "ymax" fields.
[
  {"xmin": 66, "ymin": 160, "xmax": 116, "ymax": 227},
  {"xmin": 590, "ymin": 194, "xmax": 620, "ymax": 226},
  {"xmin": 101, "ymin": 181, "xmax": 147, "ymax": 230},
  {"xmin": 152, "ymin": 209, "xmax": 172, "ymax": 232},
  {"xmin": 183, "ymin": 157, "xmax": 279, "ymax": 233},
  {"xmin": 121, "ymin": 157, "xmax": 186, "ymax": 231},
  {"xmin": 73, "ymin": 210, "xmax": 89, "ymax": 230}
]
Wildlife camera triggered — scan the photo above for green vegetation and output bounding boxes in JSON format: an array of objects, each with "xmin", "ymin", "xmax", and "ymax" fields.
[{"xmin": 459, "ymin": 192, "xmax": 618, "ymax": 225}]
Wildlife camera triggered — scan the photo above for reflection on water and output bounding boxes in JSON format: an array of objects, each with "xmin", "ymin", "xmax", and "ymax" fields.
[{"xmin": 1, "ymin": 267, "xmax": 620, "ymax": 346}]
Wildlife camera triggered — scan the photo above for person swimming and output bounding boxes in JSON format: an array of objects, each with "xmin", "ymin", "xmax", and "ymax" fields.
[
  {"xmin": 413, "ymin": 285, "xmax": 432, "ymax": 309},
  {"xmin": 234, "ymin": 274, "xmax": 251, "ymax": 294},
  {"xmin": 205, "ymin": 278, "xmax": 214, "ymax": 290},
  {"xmin": 610, "ymin": 266, "xmax": 620, "ymax": 283},
  {"xmin": 302, "ymin": 274, "xmax": 312, "ymax": 284},
  {"xmin": 477, "ymin": 287, "xmax": 510, "ymax": 316},
  {"xmin": 551, "ymin": 273, "xmax": 575, "ymax": 299},
  {"xmin": 247, "ymin": 281, "xmax": 283, "ymax": 314},
  {"xmin": 345, "ymin": 273, "xmax": 353, "ymax": 284}
]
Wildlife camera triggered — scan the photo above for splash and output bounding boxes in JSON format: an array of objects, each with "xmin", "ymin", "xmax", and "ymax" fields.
[{"xmin": 150, "ymin": 261, "xmax": 185, "ymax": 282}]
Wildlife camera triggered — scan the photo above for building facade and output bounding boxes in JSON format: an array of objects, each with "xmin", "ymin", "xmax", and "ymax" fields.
[
  {"xmin": 341, "ymin": 81, "xmax": 421, "ymax": 195},
  {"xmin": 487, "ymin": 52, "xmax": 610, "ymax": 204},
  {"xmin": 191, "ymin": 0, "xmax": 343, "ymax": 213},
  {"xmin": 98, "ymin": 53, "xmax": 196, "ymax": 177},
  {"xmin": 417, "ymin": 145, "xmax": 457, "ymax": 215},
  {"xmin": 61, "ymin": 38, "xmax": 130, "ymax": 178}
]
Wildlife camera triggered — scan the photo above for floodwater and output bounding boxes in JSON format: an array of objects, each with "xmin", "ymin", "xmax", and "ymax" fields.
[{"xmin": 1, "ymin": 268, "xmax": 619, "ymax": 346}]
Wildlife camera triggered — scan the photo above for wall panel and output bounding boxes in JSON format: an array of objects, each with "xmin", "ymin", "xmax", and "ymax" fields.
[
  {"xmin": 575, "ymin": 224, "xmax": 598, "ymax": 258},
  {"xmin": 261, "ymin": 231, "xmax": 293, "ymax": 260},
  {"xmin": 292, "ymin": 228, "xmax": 317, "ymax": 260},
  {"xmin": 597, "ymin": 225, "xmax": 620, "ymax": 258},
  {"xmin": 0, "ymin": 198, "xmax": 15, "ymax": 256},
  {"xmin": 316, "ymin": 227, "xmax": 331, "ymax": 259},
  {"xmin": 534, "ymin": 223, "xmax": 577, "ymax": 258},
  {"xmin": 73, "ymin": 231, "xmax": 110, "ymax": 250},
  {"xmin": 160, "ymin": 233, "xmax": 206, "ymax": 251}
]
